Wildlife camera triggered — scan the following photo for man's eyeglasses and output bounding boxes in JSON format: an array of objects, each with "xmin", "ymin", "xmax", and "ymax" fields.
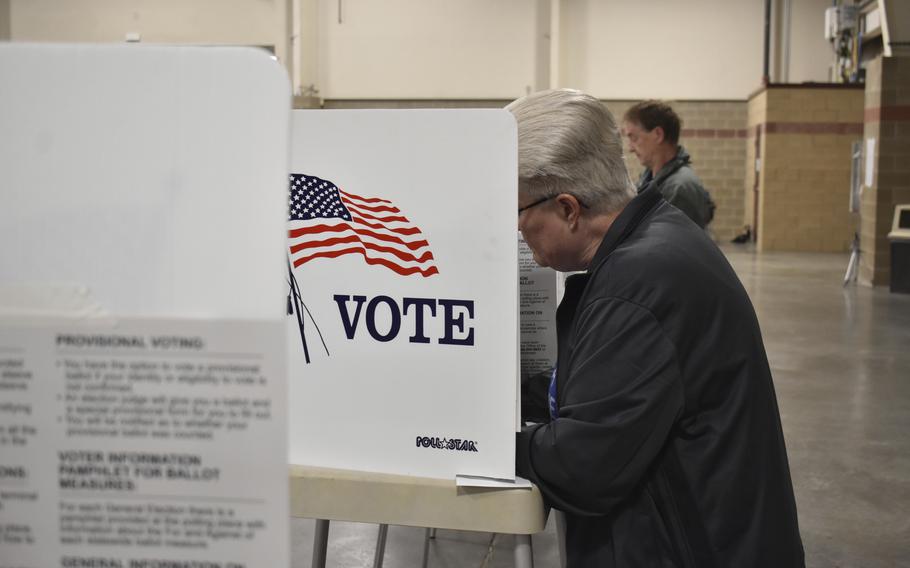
[
  {"xmin": 518, "ymin": 194, "xmax": 589, "ymax": 216},
  {"xmin": 517, "ymin": 195, "xmax": 556, "ymax": 216}
]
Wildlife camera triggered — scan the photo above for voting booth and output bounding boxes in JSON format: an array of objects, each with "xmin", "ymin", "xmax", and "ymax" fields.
[
  {"xmin": 286, "ymin": 110, "xmax": 519, "ymax": 482},
  {"xmin": 1, "ymin": 42, "xmax": 553, "ymax": 568},
  {"xmin": 283, "ymin": 111, "xmax": 555, "ymax": 568},
  {"xmin": 0, "ymin": 44, "xmax": 291, "ymax": 568}
]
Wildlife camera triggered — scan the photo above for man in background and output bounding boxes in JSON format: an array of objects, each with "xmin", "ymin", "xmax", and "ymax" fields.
[{"xmin": 622, "ymin": 100, "xmax": 715, "ymax": 228}]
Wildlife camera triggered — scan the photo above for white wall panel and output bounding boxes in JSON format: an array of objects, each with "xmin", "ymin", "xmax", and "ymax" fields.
[
  {"xmin": 9, "ymin": 0, "xmax": 288, "ymax": 63},
  {"xmin": 787, "ymin": 0, "xmax": 835, "ymax": 84},
  {"xmin": 559, "ymin": 0, "xmax": 765, "ymax": 100},
  {"xmin": 318, "ymin": 0, "xmax": 536, "ymax": 99}
]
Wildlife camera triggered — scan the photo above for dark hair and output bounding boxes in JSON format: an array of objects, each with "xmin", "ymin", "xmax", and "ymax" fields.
[{"xmin": 623, "ymin": 100, "xmax": 682, "ymax": 145}]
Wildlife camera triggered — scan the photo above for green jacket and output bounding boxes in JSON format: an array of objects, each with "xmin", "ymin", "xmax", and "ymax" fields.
[{"xmin": 637, "ymin": 146, "xmax": 714, "ymax": 228}]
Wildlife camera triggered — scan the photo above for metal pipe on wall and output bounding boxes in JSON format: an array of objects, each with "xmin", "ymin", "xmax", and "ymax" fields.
[
  {"xmin": 781, "ymin": 0, "xmax": 792, "ymax": 83},
  {"xmin": 0, "ymin": 0, "xmax": 10, "ymax": 40},
  {"xmin": 290, "ymin": 0, "xmax": 300, "ymax": 96},
  {"xmin": 550, "ymin": 0, "xmax": 561, "ymax": 90},
  {"xmin": 763, "ymin": 0, "xmax": 772, "ymax": 84}
]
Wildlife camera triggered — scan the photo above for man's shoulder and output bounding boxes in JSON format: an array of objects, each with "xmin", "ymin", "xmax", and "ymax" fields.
[
  {"xmin": 589, "ymin": 204, "xmax": 723, "ymax": 299},
  {"xmin": 664, "ymin": 163, "xmax": 705, "ymax": 191}
]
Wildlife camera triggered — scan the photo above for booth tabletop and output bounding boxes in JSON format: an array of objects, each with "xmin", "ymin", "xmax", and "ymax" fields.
[{"xmin": 289, "ymin": 465, "xmax": 548, "ymax": 535}]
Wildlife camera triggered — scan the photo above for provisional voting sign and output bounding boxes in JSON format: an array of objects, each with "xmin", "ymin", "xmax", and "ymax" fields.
[{"xmin": 287, "ymin": 110, "xmax": 518, "ymax": 480}]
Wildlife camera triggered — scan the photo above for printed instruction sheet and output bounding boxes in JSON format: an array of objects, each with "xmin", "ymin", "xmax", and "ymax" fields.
[
  {"xmin": 518, "ymin": 234, "xmax": 558, "ymax": 377},
  {"xmin": 0, "ymin": 317, "xmax": 287, "ymax": 568}
]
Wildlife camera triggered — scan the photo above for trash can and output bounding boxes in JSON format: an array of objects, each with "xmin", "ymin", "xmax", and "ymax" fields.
[{"xmin": 888, "ymin": 204, "xmax": 910, "ymax": 294}]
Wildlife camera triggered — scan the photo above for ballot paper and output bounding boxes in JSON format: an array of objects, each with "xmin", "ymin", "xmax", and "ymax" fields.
[
  {"xmin": 455, "ymin": 475, "xmax": 533, "ymax": 489},
  {"xmin": 518, "ymin": 234, "xmax": 559, "ymax": 377},
  {"xmin": 865, "ymin": 137, "xmax": 876, "ymax": 188},
  {"xmin": 0, "ymin": 317, "xmax": 287, "ymax": 568}
]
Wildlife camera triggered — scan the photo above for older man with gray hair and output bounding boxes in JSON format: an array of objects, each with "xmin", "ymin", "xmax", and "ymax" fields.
[{"xmin": 509, "ymin": 89, "xmax": 804, "ymax": 568}]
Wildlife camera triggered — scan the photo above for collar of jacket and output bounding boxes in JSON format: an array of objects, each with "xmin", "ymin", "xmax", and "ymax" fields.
[
  {"xmin": 638, "ymin": 145, "xmax": 692, "ymax": 192},
  {"xmin": 587, "ymin": 186, "xmax": 663, "ymax": 275}
]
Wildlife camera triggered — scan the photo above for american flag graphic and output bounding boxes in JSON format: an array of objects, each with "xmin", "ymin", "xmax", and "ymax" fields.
[{"xmin": 288, "ymin": 174, "xmax": 439, "ymax": 277}]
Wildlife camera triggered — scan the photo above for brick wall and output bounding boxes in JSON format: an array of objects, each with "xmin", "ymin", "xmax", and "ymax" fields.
[
  {"xmin": 746, "ymin": 85, "xmax": 864, "ymax": 252},
  {"xmin": 860, "ymin": 56, "xmax": 910, "ymax": 286}
]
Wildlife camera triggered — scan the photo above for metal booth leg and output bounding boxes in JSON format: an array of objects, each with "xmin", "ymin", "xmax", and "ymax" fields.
[
  {"xmin": 372, "ymin": 524, "xmax": 389, "ymax": 568},
  {"xmin": 514, "ymin": 534, "xmax": 534, "ymax": 568},
  {"xmin": 555, "ymin": 510, "xmax": 568, "ymax": 568},
  {"xmin": 421, "ymin": 527, "xmax": 433, "ymax": 568},
  {"xmin": 312, "ymin": 519, "xmax": 330, "ymax": 568}
]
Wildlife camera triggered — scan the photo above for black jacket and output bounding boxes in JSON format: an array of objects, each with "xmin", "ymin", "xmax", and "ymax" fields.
[{"xmin": 516, "ymin": 188, "xmax": 804, "ymax": 567}]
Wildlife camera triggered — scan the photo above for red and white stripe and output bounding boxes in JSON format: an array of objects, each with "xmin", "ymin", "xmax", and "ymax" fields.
[{"xmin": 288, "ymin": 189, "xmax": 439, "ymax": 277}]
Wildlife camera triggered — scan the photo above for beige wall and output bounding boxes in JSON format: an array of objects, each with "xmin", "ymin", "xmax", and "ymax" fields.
[
  {"xmin": 7, "ymin": 1, "xmax": 837, "ymax": 102},
  {"xmin": 786, "ymin": 0, "xmax": 836, "ymax": 83},
  {"xmin": 315, "ymin": 0, "xmax": 537, "ymax": 99},
  {"xmin": 9, "ymin": 0, "xmax": 288, "ymax": 62},
  {"xmin": 558, "ymin": 0, "xmax": 834, "ymax": 100},
  {"xmin": 311, "ymin": 0, "xmax": 836, "ymax": 100},
  {"xmin": 559, "ymin": 0, "xmax": 763, "ymax": 99},
  {"xmin": 311, "ymin": 0, "xmax": 834, "ymax": 100},
  {"xmin": 748, "ymin": 86, "xmax": 864, "ymax": 253}
]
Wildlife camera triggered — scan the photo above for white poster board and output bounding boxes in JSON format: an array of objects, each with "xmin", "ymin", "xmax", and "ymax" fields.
[
  {"xmin": 287, "ymin": 110, "xmax": 518, "ymax": 480},
  {"xmin": 0, "ymin": 44, "xmax": 290, "ymax": 568},
  {"xmin": 0, "ymin": 318, "xmax": 287, "ymax": 568},
  {"xmin": 0, "ymin": 44, "xmax": 290, "ymax": 319}
]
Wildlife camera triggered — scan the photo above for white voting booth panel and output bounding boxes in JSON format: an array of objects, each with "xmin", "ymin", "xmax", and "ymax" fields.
[
  {"xmin": 0, "ymin": 45, "xmax": 290, "ymax": 568},
  {"xmin": 287, "ymin": 110, "xmax": 518, "ymax": 481},
  {"xmin": 0, "ymin": 44, "xmax": 289, "ymax": 319}
]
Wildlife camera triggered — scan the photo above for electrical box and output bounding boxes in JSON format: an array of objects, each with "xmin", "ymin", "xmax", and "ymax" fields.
[{"xmin": 826, "ymin": 6, "xmax": 859, "ymax": 40}]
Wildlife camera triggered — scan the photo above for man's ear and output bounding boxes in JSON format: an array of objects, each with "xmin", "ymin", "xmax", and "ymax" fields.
[
  {"xmin": 652, "ymin": 126, "xmax": 666, "ymax": 144},
  {"xmin": 554, "ymin": 194, "xmax": 583, "ymax": 229}
]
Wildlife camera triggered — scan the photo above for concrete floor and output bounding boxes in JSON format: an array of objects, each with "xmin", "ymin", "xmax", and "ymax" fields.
[{"xmin": 290, "ymin": 246, "xmax": 910, "ymax": 568}]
